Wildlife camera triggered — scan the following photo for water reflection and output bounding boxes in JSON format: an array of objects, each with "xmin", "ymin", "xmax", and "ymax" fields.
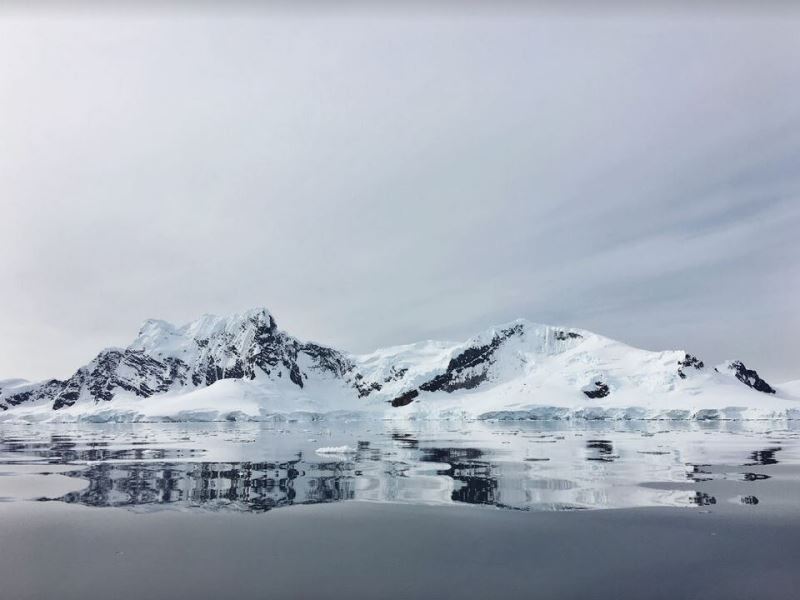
[
  {"xmin": 59, "ymin": 460, "xmax": 357, "ymax": 511},
  {"xmin": 585, "ymin": 439, "xmax": 617, "ymax": 462},
  {"xmin": 746, "ymin": 448, "xmax": 781, "ymax": 466},
  {"xmin": 419, "ymin": 447, "xmax": 498, "ymax": 506},
  {"xmin": 0, "ymin": 421, "xmax": 797, "ymax": 514}
]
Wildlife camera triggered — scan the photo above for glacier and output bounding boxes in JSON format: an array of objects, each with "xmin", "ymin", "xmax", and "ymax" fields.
[{"xmin": 1, "ymin": 307, "xmax": 798, "ymax": 423}]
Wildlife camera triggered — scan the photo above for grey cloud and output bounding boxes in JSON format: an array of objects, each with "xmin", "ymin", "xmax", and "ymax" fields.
[{"xmin": 0, "ymin": 8, "xmax": 798, "ymax": 381}]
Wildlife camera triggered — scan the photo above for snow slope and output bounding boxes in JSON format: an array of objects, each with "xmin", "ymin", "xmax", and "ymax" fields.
[
  {"xmin": 1, "ymin": 308, "xmax": 797, "ymax": 422},
  {"xmin": 778, "ymin": 379, "xmax": 800, "ymax": 398}
]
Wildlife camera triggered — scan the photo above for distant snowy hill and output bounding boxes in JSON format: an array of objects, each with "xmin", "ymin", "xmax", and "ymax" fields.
[
  {"xmin": 1, "ymin": 307, "xmax": 798, "ymax": 422},
  {"xmin": 779, "ymin": 379, "xmax": 800, "ymax": 398}
]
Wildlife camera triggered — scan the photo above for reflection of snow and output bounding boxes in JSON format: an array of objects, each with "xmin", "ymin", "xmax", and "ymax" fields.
[
  {"xmin": 316, "ymin": 446, "xmax": 358, "ymax": 455},
  {"xmin": 0, "ymin": 419, "xmax": 797, "ymax": 513}
]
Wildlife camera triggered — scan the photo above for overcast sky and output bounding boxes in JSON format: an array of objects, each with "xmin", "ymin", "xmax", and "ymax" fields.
[{"xmin": 1, "ymin": 4, "xmax": 799, "ymax": 382}]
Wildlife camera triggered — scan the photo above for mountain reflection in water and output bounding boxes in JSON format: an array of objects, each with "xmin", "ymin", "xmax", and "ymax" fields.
[
  {"xmin": 60, "ymin": 460, "xmax": 357, "ymax": 511},
  {"xmin": 0, "ymin": 420, "xmax": 797, "ymax": 514}
]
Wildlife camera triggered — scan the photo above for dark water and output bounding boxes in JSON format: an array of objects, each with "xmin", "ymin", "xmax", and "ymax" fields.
[{"xmin": 1, "ymin": 420, "xmax": 799, "ymax": 600}]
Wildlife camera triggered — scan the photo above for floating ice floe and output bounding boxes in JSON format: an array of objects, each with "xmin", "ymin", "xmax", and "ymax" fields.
[{"xmin": 316, "ymin": 445, "xmax": 358, "ymax": 455}]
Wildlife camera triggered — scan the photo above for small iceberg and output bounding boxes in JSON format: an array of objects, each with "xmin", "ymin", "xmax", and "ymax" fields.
[{"xmin": 316, "ymin": 445, "xmax": 358, "ymax": 455}]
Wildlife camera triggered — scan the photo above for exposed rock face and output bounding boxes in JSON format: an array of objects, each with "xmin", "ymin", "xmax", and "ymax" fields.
[
  {"xmin": 582, "ymin": 381, "xmax": 610, "ymax": 399},
  {"xmin": 2, "ymin": 379, "xmax": 64, "ymax": 409},
  {"xmin": 724, "ymin": 361, "xmax": 776, "ymax": 394},
  {"xmin": 418, "ymin": 324, "xmax": 524, "ymax": 394},
  {"xmin": 383, "ymin": 324, "xmax": 527, "ymax": 408},
  {"xmin": 677, "ymin": 353, "xmax": 704, "ymax": 379},
  {"xmin": 56, "ymin": 349, "xmax": 192, "ymax": 410},
  {"xmin": 390, "ymin": 389, "xmax": 419, "ymax": 408},
  {"xmin": 383, "ymin": 367, "xmax": 408, "ymax": 383},
  {"xmin": 554, "ymin": 330, "xmax": 582, "ymax": 341},
  {"xmin": 354, "ymin": 373, "xmax": 382, "ymax": 398},
  {"xmin": 1, "ymin": 309, "xmax": 355, "ymax": 411},
  {"xmin": 0, "ymin": 308, "xmax": 784, "ymax": 415}
]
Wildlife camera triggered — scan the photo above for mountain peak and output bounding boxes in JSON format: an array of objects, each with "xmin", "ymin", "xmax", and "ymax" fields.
[
  {"xmin": 133, "ymin": 307, "xmax": 277, "ymax": 352},
  {"xmin": 1, "ymin": 308, "xmax": 794, "ymax": 421}
]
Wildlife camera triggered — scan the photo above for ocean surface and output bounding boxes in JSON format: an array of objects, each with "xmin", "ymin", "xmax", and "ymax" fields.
[{"xmin": 1, "ymin": 419, "xmax": 799, "ymax": 599}]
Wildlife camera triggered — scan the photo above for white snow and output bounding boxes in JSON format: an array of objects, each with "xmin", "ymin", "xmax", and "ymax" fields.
[
  {"xmin": 315, "ymin": 446, "xmax": 358, "ymax": 455},
  {"xmin": 0, "ymin": 378, "xmax": 30, "ymax": 389},
  {"xmin": 2, "ymin": 312, "xmax": 798, "ymax": 423},
  {"xmin": 779, "ymin": 379, "xmax": 800, "ymax": 397}
]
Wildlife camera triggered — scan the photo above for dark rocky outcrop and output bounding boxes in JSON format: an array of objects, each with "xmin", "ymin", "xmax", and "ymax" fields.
[
  {"xmin": 353, "ymin": 373, "xmax": 382, "ymax": 398},
  {"xmin": 582, "ymin": 381, "xmax": 610, "ymax": 399},
  {"xmin": 301, "ymin": 343, "xmax": 353, "ymax": 378},
  {"xmin": 384, "ymin": 366, "xmax": 408, "ymax": 383},
  {"xmin": 0, "ymin": 310, "xmax": 783, "ymax": 413},
  {"xmin": 2, "ymin": 379, "xmax": 63, "ymax": 409},
  {"xmin": 554, "ymin": 330, "xmax": 582, "ymax": 341},
  {"xmin": 2, "ymin": 310, "xmax": 356, "ymax": 410},
  {"xmin": 418, "ymin": 324, "xmax": 524, "ymax": 394},
  {"xmin": 677, "ymin": 353, "xmax": 704, "ymax": 379},
  {"xmin": 390, "ymin": 389, "xmax": 419, "ymax": 408},
  {"xmin": 724, "ymin": 361, "xmax": 776, "ymax": 394}
]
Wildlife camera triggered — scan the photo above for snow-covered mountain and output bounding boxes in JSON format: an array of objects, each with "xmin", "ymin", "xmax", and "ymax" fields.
[{"xmin": 1, "ymin": 307, "xmax": 797, "ymax": 422}]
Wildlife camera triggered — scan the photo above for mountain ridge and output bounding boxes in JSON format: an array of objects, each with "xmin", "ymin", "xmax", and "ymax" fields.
[{"xmin": 1, "ymin": 307, "xmax": 797, "ymax": 422}]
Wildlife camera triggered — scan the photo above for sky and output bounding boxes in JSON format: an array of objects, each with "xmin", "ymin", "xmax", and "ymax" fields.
[{"xmin": 1, "ymin": 4, "xmax": 799, "ymax": 382}]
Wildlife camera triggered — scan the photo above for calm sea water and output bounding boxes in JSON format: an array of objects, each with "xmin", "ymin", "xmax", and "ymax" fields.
[
  {"xmin": 2, "ymin": 420, "xmax": 800, "ymax": 600},
  {"xmin": 1, "ymin": 419, "xmax": 798, "ymax": 513}
]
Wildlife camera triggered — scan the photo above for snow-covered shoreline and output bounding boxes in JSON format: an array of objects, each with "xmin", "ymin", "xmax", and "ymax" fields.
[{"xmin": 2, "ymin": 385, "xmax": 799, "ymax": 424}]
